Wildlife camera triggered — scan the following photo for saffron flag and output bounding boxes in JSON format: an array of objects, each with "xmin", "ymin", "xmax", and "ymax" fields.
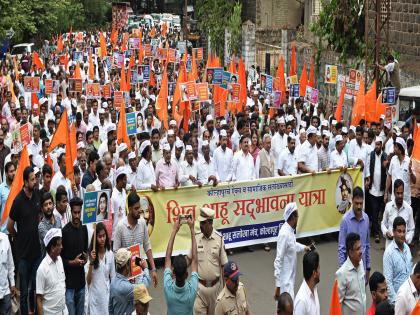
[
  {"xmin": 299, "ymin": 62, "xmax": 308, "ymax": 97},
  {"xmin": 335, "ymin": 81, "xmax": 346, "ymax": 122},
  {"xmin": 74, "ymin": 62, "xmax": 82, "ymax": 79},
  {"xmin": 365, "ymin": 80, "xmax": 377, "ymax": 122},
  {"xmin": 57, "ymin": 33, "xmax": 64, "ymax": 53},
  {"xmin": 411, "ymin": 299, "xmax": 420, "ymax": 315},
  {"xmin": 229, "ymin": 55, "xmax": 236, "ymax": 74},
  {"xmin": 99, "ymin": 31, "xmax": 107, "ymax": 58},
  {"xmin": 351, "ymin": 80, "xmax": 366, "ymax": 126},
  {"xmin": 65, "ymin": 122, "xmax": 75, "ymax": 186},
  {"xmin": 48, "ymin": 108, "xmax": 69, "ymax": 153},
  {"xmin": 120, "ymin": 68, "xmax": 128, "ymax": 92},
  {"xmin": 155, "ymin": 66, "xmax": 169, "ymax": 130},
  {"xmin": 1, "ymin": 146, "xmax": 30, "ymax": 224},
  {"xmin": 117, "ymin": 104, "xmax": 130, "ymax": 146},
  {"xmin": 89, "ymin": 52, "xmax": 95, "ymax": 81},
  {"xmin": 238, "ymin": 57, "xmax": 247, "ymax": 111},
  {"xmin": 308, "ymin": 59, "xmax": 315, "ymax": 88},
  {"xmin": 413, "ymin": 122, "xmax": 420, "ymax": 162},
  {"xmin": 289, "ymin": 45, "xmax": 296, "ymax": 76},
  {"xmin": 329, "ymin": 280, "xmax": 342, "ymax": 315},
  {"xmin": 32, "ymin": 51, "xmax": 44, "ymax": 70}
]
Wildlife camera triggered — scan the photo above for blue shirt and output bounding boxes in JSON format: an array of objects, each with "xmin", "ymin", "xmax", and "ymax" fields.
[
  {"xmin": 0, "ymin": 182, "xmax": 10, "ymax": 233},
  {"xmin": 163, "ymin": 267, "xmax": 198, "ymax": 315},
  {"xmin": 108, "ymin": 273, "xmax": 134, "ymax": 315},
  {"xmin": 383, "ymin": 240, "xmax": 412, "ymax": 304},
  {"xmin": 338, "ymin": 209, "xmax": 371, "ymax": 270}
]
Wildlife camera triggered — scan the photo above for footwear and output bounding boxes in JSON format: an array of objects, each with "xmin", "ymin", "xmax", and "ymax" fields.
[
  {"xmin": 374, "ymin": 236, "xmax": 380, "ymax": 244},
  {"xmin": 264, "ymin": 244, "xmax": 271, "ymax": 251}
]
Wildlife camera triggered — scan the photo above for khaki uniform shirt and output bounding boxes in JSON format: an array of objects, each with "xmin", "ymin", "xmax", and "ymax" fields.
[
  {"xmin": 215, "ymin": 282, "xmax": 248, "ymax": 315},
  {"xmin": 194, "ymin": 230, "xmax": 228, "ymax": 281}
]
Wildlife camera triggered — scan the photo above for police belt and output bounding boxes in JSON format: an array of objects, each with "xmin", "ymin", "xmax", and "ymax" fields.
[{"xmin": 198, "ymin": 277, "xmax": 220, "ymax": 287}]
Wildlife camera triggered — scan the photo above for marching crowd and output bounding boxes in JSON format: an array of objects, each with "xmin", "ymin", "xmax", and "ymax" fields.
[{"xmin": 0, "ymin": 20, "xmax": 419, "ymax": 315}]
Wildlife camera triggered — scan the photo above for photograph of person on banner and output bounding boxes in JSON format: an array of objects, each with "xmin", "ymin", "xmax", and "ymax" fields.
[{"xmin": 96, "ymin": 191, "xmax": 109, "ymax": 221}]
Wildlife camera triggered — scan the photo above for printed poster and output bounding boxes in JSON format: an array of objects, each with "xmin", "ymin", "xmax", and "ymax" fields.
[
  {"xmin": 196, "ymin": 83, "xmax": 209, "ymax": 101},
  {"xmin": 24, "ymin": 77, "xmax": 40, "ymax": 93},
  {"xmin": 129, "ymin": 38, "xmax": 141, "ymax": 50},
  {"xmin": 305, "ymin": 86, "xmax": 319, "ymax": 104},
  {"xmin": 206, "ymin": 68, "xmax": 223, "ymax": 85},
  {"xmin": 270, "ymin": 91, "xmax": 282, "ymax": 109},
  {"xmin": 286, "ymin": 75, "xmax": 298, "ymax": 86},
  {"xmin": 102, "ymin": 84, "xmax": 111, "ymax": 98},
  {"xmin": 20, "ymin": 124, "xmax": 30, "ymax": 147},
  {"xmin": 82, "ymin": 190, "xmax": 111, "ymax": 224},
  {"xmin": 129, "ymin": 244, "xmax": 143, "ymax": 278},
  {"xmin": 168, "ymin": 49, "xmax": 176, "ymax": 63},
  {"xmin": 290, "ymin": 84, "xmax": 300, "ymax": 98},
  {"xmin": 114, "ymin": 91, "xmax": 124, "ymax": 108},
  {"xmin": 193, "ymin": 48, "xmax": 203, "ymax": 60},
  {"xmin": 142, "ymin": 65, "xmax": 150, "ymax": 82},
  {"xmin": 12, "ymin": 128, "xmax": 22, "ymax": 152},
  {"xmin": 45, "ymin": 79, "xmax": 53, "ymax": 95},
  {"xmin": 221, "ymin": 71, "xmax": 231, "ymax": 89},
  {"xmin": 325, "ymin": 65, "xmax": 338, "ymax": 84},
  {"xmin": 382, "ymin": 87, "xmax": 396, "ymax": 105},
  {"xmin": 180, "ymin": 81, "xmax": 197, "ymax": 101},
  {"xmin": 68, "ymin": 78, "xmax": 83, "ymax": 93},
  {"xmin": 228, "ymin": 83, "xmax": 240, "ymax": 102},
  {"xmin": 86, "ymin": 83, "xmax": 101, "ymax": 99},
  {"xmin": 130, "ymin": 70, "xmax": 138, "ymax": 85},
  {"xmin": 144, "ymin": 44, "xmax": 152, "ymax": 57},
  {"xmin": 126, "ymin": 112, "xmax": 137, "ymax": 136}
]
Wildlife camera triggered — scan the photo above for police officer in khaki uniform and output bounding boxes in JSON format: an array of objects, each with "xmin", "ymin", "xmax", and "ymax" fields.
[
  {"xmin": 215, "ymin": 261, "xmax": 250, "ymax": 315},
  {"xmin": 189, "ymin": 207, "xmax": 228, "ymax": 315}
]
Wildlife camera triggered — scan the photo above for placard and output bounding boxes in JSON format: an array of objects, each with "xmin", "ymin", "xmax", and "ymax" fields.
[
  {"xmin": 196, "ymin": 83, "xmax": 209, "ymax": 101},
  {"xmin": 228, "ymin": 83, "xmax": 241, "ymax": 102},
  {"xmin": 20, "ymin": 124, "xmax": 30, "ymax": 146},
  {"xmin": 68, "ymin": 78, "xmax": 83, "ymax": 93},
  {"xmin": 114, "ymin": 91, "xmax": 124, "ymax": 108},
  {"xmin": 129, "ymin": 244, "xmax": 143, "ymax": 278},
  {"xmin": 382, "ymin": 87, "xmax": 396, "ymax": 105},
  {"xmin": 270, "ymin": 91, "xmax": 282, "ymax": 109},
  {"xmin": 126, "ymin": 112, "xmax": 137, "ymax": 136},
  {"xmin": 325, "ymin": 65, "xmax": 338, "ymax": 84},
  {"xmin": 73, "ymin": 51, "xmax": 83, "ymax": 63},
  {"xmin": 158, "ymin": 48, "xmax": 167, "ymax": 60},
  {"xmin": 349, "ymin": 69, "xmax": 362, "ymax": 85},
  {"xmin": 142, "ymin": 65, "xmax": 150, "ymax": 82},
  {"xmin": 144, "ymin": 44, "xmax": 152, "ymax": 57},
  {"xmin": 24, "ymin": 76, "xmax": 40, "ymax": 93},
  {"xmin": 180, "ymin": 81, "xmax": 197, "ymax": 101},
  {"xmin": 206, "ymin": 68, "xmax": 223, "ymax": 85},
  {"xmin": 261, "ymin": 74, "xmax": 273, "ymax": 94},
  {"xmin": 130, "ymin": 70, "xmax": 138, "ymax": 85},
  {"xmin": 286, "ymin": 75, "xmax": 298, "ymax": 86},
  {"xmin": 305, "ymin": 86, "xmax": 319, "ymax": 104},
  {"xmin": 186, "ymin": 57, "xmax": 192, "ymax": 72},
  {"xmin": 168, "ymin": 49, "xmax": 176, "ymax": 63},
  {"xmin": 193, "ymin": 48, "xmax": 203, "ymax": 60},
  {"xmin": 129, "ymin": 38, "xmax": 141, "ymax": 50},
  {"xmin": 82, "ymin": 190, "xmax": 111, "ymax": 224},
  {"xmin": 290, "ymin": 84, "xmax": 300, "ymax": 98},
  {"xmin": 11, "ymin": 128, "xmax": 22, "ymax": 152},
  {"xmin": 86, "ymin": 83, "xmax": 101, "ymax": 99},
  {"xmin": 102, "ymin": 84, "xmax": 111, "ymax": 98},
  {"xmin": 168, "ymin": 82, "xmax": 176, "ymax": 97},
  {"xmin": 45, "ymin": 79, "xmax": 53, "ymax": 95}
]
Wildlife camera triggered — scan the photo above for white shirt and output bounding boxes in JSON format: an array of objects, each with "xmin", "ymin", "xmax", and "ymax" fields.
[
  {"xmin": 213, "ymin": 146, "xmax": 233, "ymax": 182},
  {"xmin": 231, "ymin": 130, "xmax": 241, "ymax": 152},
  {"xmin": 36, "ymin": 254, "xmax": 68, "ymax": 315},
  {"xmin": 232, "ymin": 151, "xmax": 256, "ymax": 181},
  {"xmin": 89, "ymin": 111, "xmax": 100, "ymax": 128},
  {"xmin": 348, "ymin": 139, "xmax": 369, "ymax": 177},
  {"xmin": 179, "ymin": 160, "xmax": 198, "ymax": 186},
  {"xmin": 271, "ymin": 132, "xmax": 287, "ymax": 162},
  {"xmin": 0, "ymin": 232, "xmax": 14, "ymax": 299},
  {"xmin": 395, "ymin": 276, "xmax": 419, "ymax": 315},
  {"xmin": 51, "ymin": 171, "xmax": 73, "ymax": 199},
  {"xmin": 136, "ymin": 158, "xmax": 156, "ymax": 190},
  {"xmin": 381, "ymin": 200, "xmax": 414, "ymax": 247},
  {"xmin": 388, "ymin": 155, "xmax": 412, "ymax": 204},
  {"xmin": 92, "ymin": 178, "xmax": 102, "ymax": 191},
  {"xmin": 111, "ymin": 187, "xmax": 127, "ymax": 240},
  {"xmin": 126, "ymin": 166, "xmax": 137, "ymax": 189},
  {"xmin": 277, "ymin": 148, "xmax": 298, "ymax": 176},
  {"xmin": 298, "ymin": 140, "xmax": 319, "ymax": 172},
  {"xmin": 294, "ymin": 280, "xmax": 320, "ymax": 315},
  {"xmin": 274, "ymin": 222, "xmax": 306, "ymax": 298},
  {"xmin": 197, "ymin": 157, "xmax": 217, "ymax": 184},
  {"xmin": 29, "ymin": 139, "xmax": 42, "ymax": 157},
  {"xmin": 329, "ymin": 149, "xmax": 348, "ymax": 169},
  {"xmin": 368, "ymin": 152, "xmax": 384, "ymax": 197}
]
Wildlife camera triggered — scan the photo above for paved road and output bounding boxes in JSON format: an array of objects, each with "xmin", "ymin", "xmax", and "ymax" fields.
[{"xmin": 148, "ymin": 233, "xmax": 420, "ymax": 314}]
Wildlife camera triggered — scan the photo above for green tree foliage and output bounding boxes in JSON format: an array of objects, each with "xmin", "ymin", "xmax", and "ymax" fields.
[
  {"xmin": 0, "ymin": 0, "xmax": 111, "ymax": 44},
  {"xmin": 227, "ymin": 2, "xmax": 242, "ymax": 57},
  {"xmin": 311, "ymin": 0, "xmax": 365, "ymax": 64},
  {"xmin": 195, "ymin": 0, "xmax": 241, "ymax": 59}
]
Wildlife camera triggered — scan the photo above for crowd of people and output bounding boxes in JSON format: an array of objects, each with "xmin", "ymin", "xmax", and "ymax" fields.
[{"xmin": 0, "ymin": 19, "xmax": 419, "ymax": 315}]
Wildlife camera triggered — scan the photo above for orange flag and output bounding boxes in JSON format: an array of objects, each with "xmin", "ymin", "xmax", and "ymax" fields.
[
  {"xmin": 173, "ymin": 57, "xmax": 186, "ymax": 110},
  {"xmin": 365, "ymin": 80, "xmax": 377, "ymax": 122},
  {"xmin": 57, "ymin": 33, "xmax": 63, "ymax": 53},
  {"xmin": 411, "ymin": 299, "xmax": 420, "ymax": 315},
  {"xmin": 155, "ymin": 66, "xmax": 169, "ymax": 130},
  {"xmin": 162, "ymin": 22, "xmax": 167, "ymax": 37},
  {"xmin": 299, "ymin": 62, "xmax": 308, "ymax": 97},
  {"xmin": 111, "ymin": 27, "xmax": 118, "ymax": 50},
  {"xmin": 238, "ymin": 57, "xmax": 247, "ymax": 111},
  {"xmin": 351, "ymin": 80, "xmax": 366, "ymax": 126},
  {"xmin": 138, "ymin": 43, "xmax": 144, "ymax": 64},
  {"xmin": 276, "ymin": 56, "xmax": 286, "ymax": 103},
  {"xmin": 70, "ymin": 122, "xmax": 77, "ymax": 164},
  {"xmin": 88, "ymin": 52, "xmax": 94, "ymax": 81},
  {"xmin": 150, "ymin": 27, "xmax": 156, "ymax": 38},
  {"xmin": 46, "ymin": 154, "xmax": 54, "ymax": 177},
  {"xmin": 1, "ymin": 146, "xmax": 30, "ymax": 224},
  {"xmin": 121, "ymin": 32, "xmax": 129, "ymax": 52},
  {"xmin": 99, "ymin": 31, "xmax": 107, "ymax": 58},
  {"xmin": 13, "ymin": 57, "xmax": 19, "ymax": 81},
  {"xmin": 129, "ymin": 54, "xmax": 135, "ymax": 69},
  {"xmin": 414, "ymin": 118, "xmax": 418, "ymax": 141},
  {"xmin": 74, "ymin": 62, "xmax": 82, "ymax": 79},
  {"xmin": 149, "ymin": 70, "xmax": 156, "ymax": 87},
  {"xmin": 229, "ymin": 55, "xmax": 236, "ymax": 74},
  {"xmin": 191, "ymin": 52, "xmax": 198, "ymax": 81},
  {"xmin": 65, "ymin": 122, "xmax": 75, "ymax": 186},
  {"xmin": 32, "ymin": 51, "xmax": 44, "ymax": 70},
  {"xmin": 120, "ymin": 67, "xmax": 128, "ymax": 92},
  {"xmin": 329, "ymin": 280, "xmax": 342, "ymax": 315},
  {"xmin": 31, "ymin": 92, "xmax": 40, "ymax": 115},
  {"xmin": 413, "ymin": 122, "xmax": 420, "ymax": 162},
  {"xmin": 49, "ymin": 108, "xmax": 69, "ymax": 153},
  {"xmin": 289, "ymin": 44, "xmax": 296, "ymax": 76},
  {"xmin": 375, "ymin": 93, "xmax": 387, "ymax": 122},
  {"xmin": 117, "ymin": 105, "xmax": 130, "ymax": 146},
  {"xmin": 308, "ymin": 59, "xmax": 315, "ymax": 88},
  {"xmin": 335, "ymin": 81, "xmax": 346, "ymax": 122}
]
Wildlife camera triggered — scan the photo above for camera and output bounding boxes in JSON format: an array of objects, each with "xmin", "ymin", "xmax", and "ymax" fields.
[{"xmin": 179, "ymin": 214, "xmax": 192, "ymax": 224}]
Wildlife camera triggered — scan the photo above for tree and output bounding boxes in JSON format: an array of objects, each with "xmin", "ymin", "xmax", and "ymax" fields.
[{"xmin": 227, "ymin": 2, "xmax": 242, "ymax": 57}]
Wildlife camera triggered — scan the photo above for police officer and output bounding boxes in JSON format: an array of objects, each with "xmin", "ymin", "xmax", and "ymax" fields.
[
  {"xmin": 215, "ymin": 261, "xmax": 250, "ymax": 315},
  {"xmin": 189, "ymin": 207, "xmax": 228, "ymax": 315}
]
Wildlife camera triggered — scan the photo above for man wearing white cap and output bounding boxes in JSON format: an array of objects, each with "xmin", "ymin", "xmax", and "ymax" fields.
[
  {"xmin": 98, "ymin": 108, "xmax": 109, "ymax": 143},
  {"xmin": 274, "ymin": 202, "xmax": 310, "ymax": 300},
  {"xmin": 126, "ymin": 152, "xmax": 138, "ymax": 188},
  {"xmin": 136, "ymin": 140, "xmax": 158, "ymax": 191},
  {"xmin": 36, "ymin": 228, "xmax": 67, "ymax": 315},
  {"xmin": 329, "ymin": 135, "xmax": 348, "ymax": 170},
  {"xmin": 213, "ymin": 130, "xmax": 233, "ymax": 183},
  {"xmin": 180, "ymin": 145, "xmax": 202, "ymax": 187},
  {"xmin": 385, "ymin": 137, "xmax": 416, "ymax": 205},
  {"xmin": 317, "ymin": 131, "xmax": 330, "ymax": 171},
  {"xmin": 172, "ymin": 139, "xmax": 185, "ymax": 164},
  {"xmin": 271, "ymin": 116, "xmax": 287, "ymax": 163},
  {"xmin": 297, "ymin": 126, "xmax": 319, "ymax": 174},
  {"xmin": 197, "ymin": 140, "xmax": 218, "ymax": 186},
  {"xmin": 277, "ymin": 135, "xmax": 298, "ymax": 176},
  {"xmin": 155, "ymin": 143, "xmax": 180, "ymax": 189},
  {"xmin": 203, "ymin": 115, "xmax": 218, "ymax": 155}
]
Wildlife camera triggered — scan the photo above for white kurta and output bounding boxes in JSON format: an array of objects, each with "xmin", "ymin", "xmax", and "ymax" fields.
[
  {"xmin": 213, "ymin": 146, "xmax": 234, "ymax": 182},
  {"xmin": 274, "ymin": 222, "xmax": 306, "ymax": 299}
]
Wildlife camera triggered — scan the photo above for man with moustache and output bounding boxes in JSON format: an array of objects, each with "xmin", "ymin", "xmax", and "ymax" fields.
[
  {"xmin": 38, "ymin": 192, "xmax": 62, "ymax": 257},
  {"xmin": 213, "ymin": 130, "xmax": 233, "ymax": 183},
  {"xmin": 0, "ymin": 162, "xmax": 15, "ymax": 233},
  {"xmin": 277, "ymin": 135, "xmax": 298, "ymax": 176}
]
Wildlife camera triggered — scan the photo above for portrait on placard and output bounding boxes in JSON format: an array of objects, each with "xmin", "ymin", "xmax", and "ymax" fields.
[{"xmin": 335, "ymin": 174, "xmax": 353, "ymax": 214}]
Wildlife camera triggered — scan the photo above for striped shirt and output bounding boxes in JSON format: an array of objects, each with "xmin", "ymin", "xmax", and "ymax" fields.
[{"xmin": 112, "ymin": 217, "xmax": 151, "ymax": 256}]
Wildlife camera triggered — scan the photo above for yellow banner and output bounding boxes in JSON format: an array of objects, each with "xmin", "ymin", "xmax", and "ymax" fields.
[{"xmin": 139, "ymin": 168, "xmax": 363, "ymax": 257}]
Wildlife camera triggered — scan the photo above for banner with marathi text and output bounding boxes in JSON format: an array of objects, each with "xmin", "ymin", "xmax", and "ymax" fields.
[{"xmin": 139, "ymin": 168, "xmax": 363, "ymax": 257}]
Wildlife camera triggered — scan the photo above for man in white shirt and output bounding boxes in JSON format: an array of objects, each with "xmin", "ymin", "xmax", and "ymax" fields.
[
  {"xmin": 232, "ymin": 136, "xmax": 256, "ymax": 181},
  {"xmin": 179, "ymin": 145, "xmax": 201, "ymax": 187},
  {"xmin": 277, "ymin": 135, "xmax": 298, "ymax": 176},
  {"xmin": 348, "ymin": 126, "xmax": 369, "ymax": 178},
  {"xmin": 336, "ymin": 232, "xmax": 366, "ymax": 315},
  {"xmin": 274, "ymin": 202, "xmax": 309, "ymax": 300},
  {"xmin": 381, "ymin": 179, "xmax": 415, "ymax": 248},
  {"xmin": 126, "ymin": 152, "xmax": 137, "ymax": 189},
  {"xmin": 197, "ymin": 140, "xmax": 218, "ymax": 186},
  {"xmin": 329, "ymin": 135, "xmax": 348, "ymax": 170},
  {"xmin": 111, "ymin": 168, "xmax": 128, "ymax": 239},
  {"xmin": 395, "ymin": 262, "xmax": 420, "ymax": 315},
  {"xmin": 385, "ymin": 137, "xmax": 416, "ymax": 205},
  {"xmin": 271, "ymin": 116, "xmax": 287, "ymax": 163},
  {"xmin": 0, "ymin": 232, "xmax": 16, "ymax": 314},
  {"xmin": 213, "ymin": 130, "xmax": 233, "ymax": 182},
  {"xmin": 298, "ymin": 126, "xmax": 318, "ymax": 174},
  {"xmin": 51, "ymin": 151, "xmax": 73, "ymax": 199},
  {"xmin": 36, "ymin": 228, "xmax": 67, "ymax": 315},
  {"xmin": 88, "ymin": 99, "xmax": 100, "ymax": 128},
  {"xmin": 136, "ymin": 140, "xmax": 158, "ymax": 191},
  {"xmin": 294, "ymin": 251, "xmax": 320, "ymax": 315}
]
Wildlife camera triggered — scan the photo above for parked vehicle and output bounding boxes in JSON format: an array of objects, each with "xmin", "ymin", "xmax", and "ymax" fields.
[{"xmin": 11, "ymin": 43, "xmax": 34, "ymax": 59}]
